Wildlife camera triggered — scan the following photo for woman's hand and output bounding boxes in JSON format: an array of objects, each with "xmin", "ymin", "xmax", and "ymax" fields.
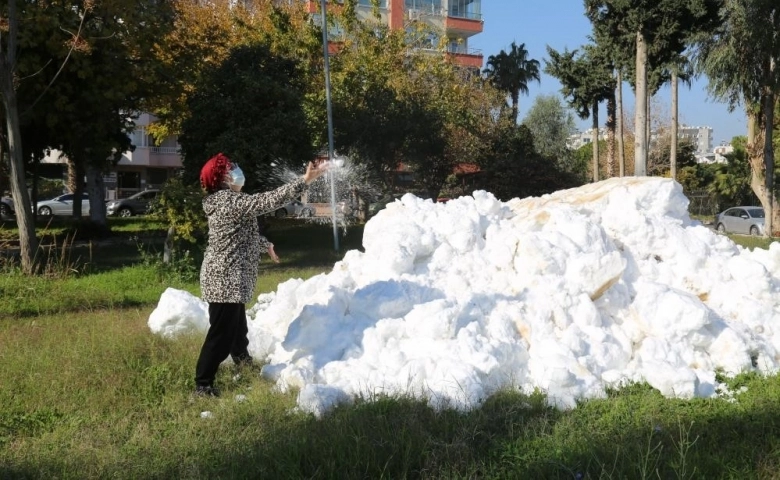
[
  {"xmin": 268, "ymin": 244, "xmax": 280, "ymax": 263},
  {"xmin": 303, "ymin": 161, "xmax": 329, "ymax": 184}
]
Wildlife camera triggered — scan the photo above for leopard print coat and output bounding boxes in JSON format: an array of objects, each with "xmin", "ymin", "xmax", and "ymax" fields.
[{"xmin": 199, "ymin": 179, "xmax": 307, "ymax": 303}]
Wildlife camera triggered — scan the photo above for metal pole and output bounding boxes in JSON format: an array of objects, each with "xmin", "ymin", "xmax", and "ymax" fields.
[{"xmin": 320, "ymin": 0, "xmax": 339, "ymax": 252}]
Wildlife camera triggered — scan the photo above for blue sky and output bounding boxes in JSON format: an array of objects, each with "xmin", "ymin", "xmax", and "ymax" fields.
[{"xmin": 468, "ymin": 0, "xmax": 747, "ymax": 147}]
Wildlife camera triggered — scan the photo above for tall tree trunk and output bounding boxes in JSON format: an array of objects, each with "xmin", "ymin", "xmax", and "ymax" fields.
[
  {"xmin": 0, "ymin": 0, "xmax": 38, "ymax": 274},
  {"xmin": 746, "ymin": 112, "xmax": 779, "ymax": 237},
  {"xmin": 511, "ymin": 90, "xmax": 519, "ymax": 125},
  {"xmin": 764, "ymin": 63, "xmax": 775, "ymax": 237},
  {"xmin": 646, "ymin": 91, "xmax": 651, "ymax": 160},
  {"xmin": 670, "ymin": 70, "xmax": 679, "ymax": 180},
  {"xmin": 69, "ymin": 159, "xmax": 85, "ymax": 219},
  {"xmin": 67, "ymin": 160, "xmax": 78, "ymax": 192},
  {"xmin": 606, "ymin": 88, "xmax": 616, "ymax": 178},
  {"xmin": 591, "ymin": 99, "xmax": 599, "ymax": 182},
  {"xmin": 86, "ymin": 164, "xmax": 107, "ymax": 227},
  {"xmin": 634, "ymin": 30, "xmax": 648, "ymax": 176},
  {"xmin": 617, "ymin": 70, "xmax": 625, "ymax": 176}
]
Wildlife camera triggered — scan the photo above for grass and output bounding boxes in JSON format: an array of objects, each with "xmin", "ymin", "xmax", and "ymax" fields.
[
  {"xmin": 1, "ymin": 307, "xmax": 778, "ymax": 478},
  {"xmin": 1, "ymin": 217, "xmax": 779, "ymax": 478}
]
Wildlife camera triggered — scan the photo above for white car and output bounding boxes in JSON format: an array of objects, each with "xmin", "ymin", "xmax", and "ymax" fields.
[
  {"xmin": 714, "ymin": 206, "xmax": 765, "ymax": 236},
  {"xmin": 36, "ymin": 193, "xmax": 90, "ymax": 216}
]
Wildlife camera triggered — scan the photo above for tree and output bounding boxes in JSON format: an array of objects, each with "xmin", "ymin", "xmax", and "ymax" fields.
[
  {"xmin": 521, "ymin": 94, "xmax": 578, "ymax": 170},
  {"xmin": 546, "ymin": 45, "xmax": 614, "ymax": 182},
  {"xmin": 148, "ymin": 0, "xmax": 320, "ymax": 144},
  {"xmin": 178, "ymin": 43, "xmax": 314, "ymax": 192},
  {"xmin": 327, "ymin": 9, "xmax": 501, "ymax": 199},
  {"xmin": 0, "ymin": 0, "xmax": 37, "ymax": 273},
  {"xmin": 585, "ymin": 0, "xmax": 722, "ymax": 176},
  {"xmin": 484, "ymin": 42, "xmax": 541, "ymax": 124},
  {"xmin": 697, "ymin": 0, "xmax": 780, "ymax": 236},
  {"xmin": 476, "ymin": 124, "xmax": 584, "ymax": 201}
]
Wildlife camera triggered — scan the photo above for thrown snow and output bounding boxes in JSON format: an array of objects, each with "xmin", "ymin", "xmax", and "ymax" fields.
[{"xmin": 149, "ymin": 177, "xmax": 780, "ymax": 416}]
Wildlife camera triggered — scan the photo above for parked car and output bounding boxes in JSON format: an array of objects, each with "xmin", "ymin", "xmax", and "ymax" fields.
[
  {"xmin": 1, "ymin": 196, "xmax": 14, "ymax": 218},
  {"xmin": 36, "ymin": 193, "xmax": 90, "ymax": 216},
  {"xmin": 106, "ymin": 189, "xmax": 160, "ymax": 217},
  {"xmin": 714, "ymin": 206, "xmax": 765, "ymax": 236},
  {"xmin": 274, "ymin": 200, "xmax": 315, "ymax": 218}
]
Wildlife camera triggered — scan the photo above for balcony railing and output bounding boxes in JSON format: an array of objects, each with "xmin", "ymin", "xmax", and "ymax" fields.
[
  {"xmin": 150, "ymin": 146, "xmax": 179, "ymax": 154},
  {"xmin": 448, "ymin": 10, "xmax": 481, "ymax": 20},
  {"xmin": 447, "ymin": 45, "xmax": 482, "ymax": 56}
]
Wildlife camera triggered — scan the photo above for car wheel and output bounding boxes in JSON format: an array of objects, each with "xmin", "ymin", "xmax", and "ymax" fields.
[
  {"xmin": 275, "ymin": 208, "xmax": 287, "ymax": 218},
  {"xmin": 301, "ymin": 208, "xmax": 313, "ymax": 218},
  {"xmin": 0, "ymin": 203, "xmax": 10, "ymax": 217},
  {"xmin": 750, "ymin": 225, "xmax": 760, "ymax": 236},
  {"xmin": 38, "ymin": 206, "xmax": 52, "ymax": 216},
  {"xmin": 716, "ymin": 223, "xmax": 726, "ymax": 233},
  {"xmin": 118, "ymin": 207, "xmax": 133, "ymax": 218}
]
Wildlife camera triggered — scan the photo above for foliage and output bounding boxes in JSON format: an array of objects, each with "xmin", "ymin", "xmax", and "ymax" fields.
[
  {"xmin": 475, "ymin": 125, "xmax": 585, "ymax": 201},
  {"xmin": 178, "ymin": 43, "xmax": 314, "ymax": 192},
  {"xmin": 545, "ymin": 44, "xmax": 614, "ymax": 122},
  {"xmin": 483, "ymin": 42, "xmax": 541, "ymax": 124},
  {"xmin": 148, "ymin": 176, "xmax": 206, "ymax": 245},
  {"xmin": 647, "ymin": 134, "xmax": 697, "ymax": 176},
  {"xmin": 148, "ymin": 0, "xmax": 321, "ymax": 142},
  {"xmin": 327, "ymin": 9, "xmax": 502, "ymax": 198},
  {"xmin": 521, "ymin": 94, "xmax": 579, "ymax": 170}
]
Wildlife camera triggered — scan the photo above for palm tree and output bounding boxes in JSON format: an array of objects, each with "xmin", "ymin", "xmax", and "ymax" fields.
[{"xmin": 483, "ymin": 42, "xmax": 540, "ymax": 124}]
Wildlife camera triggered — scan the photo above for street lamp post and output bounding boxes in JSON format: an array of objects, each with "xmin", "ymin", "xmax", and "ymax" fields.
[{"xmin": 319, "ymin": 0, "xmax": 339, "ymax": 252}]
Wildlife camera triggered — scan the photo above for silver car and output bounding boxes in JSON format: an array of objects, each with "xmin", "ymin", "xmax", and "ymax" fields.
[
  {"xmin": 714, "ymin": 206, "xmax": 765, "ymax": 236},
  {"xmin": 36, "ymin": 193, "xmax": 90, "ymax": 216},
  {"xmin": 273, "ymin": 200, "xmax": 315, "ymax": 218}
]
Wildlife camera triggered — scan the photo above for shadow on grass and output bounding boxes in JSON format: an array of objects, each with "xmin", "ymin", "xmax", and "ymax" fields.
[{"xmin": 191, "ymin": 387, "xmax": 779, "ymax": 479}]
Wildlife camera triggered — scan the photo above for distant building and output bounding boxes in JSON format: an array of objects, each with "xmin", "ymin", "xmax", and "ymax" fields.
[
  {"xmin": 42, "ymin": 113, "xmax": 182, "ymax": 200},
  {"xmin": 678, "ymin": 125, "xmax": 713, "ymax": 155},
  {"xmin": 566, "ymin": 128, "xmax": 607, "ymax": 150}
]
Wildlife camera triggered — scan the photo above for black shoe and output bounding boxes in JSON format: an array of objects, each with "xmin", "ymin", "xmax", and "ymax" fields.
[
  {"xmin": 232, "ymin": 355, "xmax": 259, "ymax": 370},
  {"xmin": 194, "ymin": 385, "xmax": 220, "ymax": 397}
]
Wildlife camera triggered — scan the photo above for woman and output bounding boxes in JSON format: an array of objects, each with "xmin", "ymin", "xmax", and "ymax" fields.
[{"xmin": 194, "ymin": 153, "xmax": 327, "ymax": 397}]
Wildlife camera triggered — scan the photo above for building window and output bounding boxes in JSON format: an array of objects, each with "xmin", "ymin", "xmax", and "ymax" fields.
[
  {"xmin": 448, "ymin": 0, "xmax": 481, "ymax": 20},
  {"xmin": 405, "ymin": 0, "xmax": 442, "ymax": 15}
]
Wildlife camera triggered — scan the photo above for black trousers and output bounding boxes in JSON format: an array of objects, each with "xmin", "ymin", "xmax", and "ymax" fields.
[{"xmin": 194, "ymin": 303, "xmax": 252, "ymax": 387}]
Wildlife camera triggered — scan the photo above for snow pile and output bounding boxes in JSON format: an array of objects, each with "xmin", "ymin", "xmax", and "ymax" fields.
[
  {"xmin": 148, "ymin": 288, "xmax": 209, "ymax": 338},
  {"xmin": 150, "ymin": 177, "xmax": 780, "ymax": 416}
]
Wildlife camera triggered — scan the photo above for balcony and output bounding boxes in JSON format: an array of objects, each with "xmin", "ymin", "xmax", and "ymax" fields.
[
  {"xmin": 446, "ymin": 45, "xmax": 482, "ymax": 68},
  {"xmin": 444, "ymin": 15, "xmax": 482, "ymax": 36},
  {"xmin": 121, "ymin": 146, "xmax": 183, "ymax": 168}
]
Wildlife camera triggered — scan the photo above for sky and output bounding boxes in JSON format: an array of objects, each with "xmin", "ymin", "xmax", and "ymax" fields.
[
  {"xmin": 468, "ymin": 0, "xmax": 748, "ymax": 147},
  {"xmin": 150, "ymin": 176, "xmax": 779, "ymax": 416}
]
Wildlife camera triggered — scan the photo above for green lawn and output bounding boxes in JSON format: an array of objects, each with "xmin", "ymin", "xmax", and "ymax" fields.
[{"xmin": 1, "ymin": 218, "xmax": 779, "ymax": 478}]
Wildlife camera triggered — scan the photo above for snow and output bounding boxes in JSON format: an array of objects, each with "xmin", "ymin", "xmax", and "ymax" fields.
[{"xmin": 148, "ymin": 177, "xmax": 780, "ymax": 416}]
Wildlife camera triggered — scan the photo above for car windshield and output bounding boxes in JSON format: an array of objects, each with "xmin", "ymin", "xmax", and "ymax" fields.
[{"xmin": 747, "ymin": 208, "xmax": 764, "ymax": 218}]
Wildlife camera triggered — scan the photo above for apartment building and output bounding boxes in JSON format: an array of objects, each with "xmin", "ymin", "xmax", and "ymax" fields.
[
  {"xmin": 677, "ymin": 125, "xmax": 713, "ymax": 156},
  {"xmin": 41, "ymin": 113, "xmax": 182, "ymax": 200},
  {"xmin": 307, "ymin": 0, "xmax": 484, "ymax": 68}
]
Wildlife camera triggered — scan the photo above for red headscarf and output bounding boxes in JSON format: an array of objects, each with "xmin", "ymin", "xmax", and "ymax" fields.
[{"xmin": 200, "ymin": 153, "xmax": 232, "ymax": 193}]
